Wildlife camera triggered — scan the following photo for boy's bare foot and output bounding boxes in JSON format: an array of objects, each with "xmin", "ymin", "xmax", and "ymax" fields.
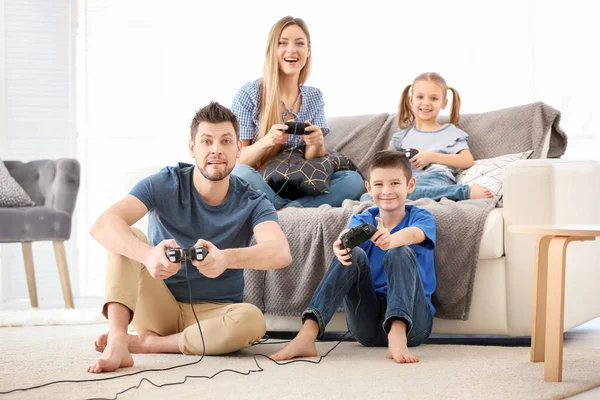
[
  {"xmin": 270, "ymin": 333, "xmax": 318, "ymax": 361},
  {"xmin": 94, "ymin": 331, "xmax": 159, "ymax": 354},
  {"xmin": 469, "ymin": 184, "xmax": 494, "ymax": 200},
  {"xmin": 386, "ymin": 320, "xmax": 419, "ymax": 363},
  {"xmin": 88, "ymin": 333, "xmax": 134, "ymax": 373}
]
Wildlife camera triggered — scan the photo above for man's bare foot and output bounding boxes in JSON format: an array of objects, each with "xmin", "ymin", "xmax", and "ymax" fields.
[
  {"xmin": 94, "ymin": 331, "xmax": 159, "ymax": 353},
  {"xmin": 469, "ymin": 184, "xmax": 494, "ymax": 200},
  {"xmin": 270, "ymin": 333, "xmax": 318, "ymax": 361},
  {"xmin": 88, "ymin": 333, "xmax": 134, "ymax": 373}
]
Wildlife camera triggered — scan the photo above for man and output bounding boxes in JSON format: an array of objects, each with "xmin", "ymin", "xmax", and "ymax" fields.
[{"xmin": 88, "ymin": 102, "xmax": 291, "ymax": 373}]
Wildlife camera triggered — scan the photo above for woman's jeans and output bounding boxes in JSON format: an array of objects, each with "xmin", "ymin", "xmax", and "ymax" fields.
[
  {"xmin": 232, "ymin": 164, "xmax": 365, "ymax": 210},
  {"xmin": 303, "ymin": 247, "xmax": 433, "ymax": 347}
]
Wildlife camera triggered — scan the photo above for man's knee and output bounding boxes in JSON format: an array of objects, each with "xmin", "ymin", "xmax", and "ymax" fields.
[
  {"xmin": 234, "ymin": 303, "xmax": 267, "ymax": 339},
  {"xmin": 130, "ymin": 227, "xmax": 149, "ymax": 243}
]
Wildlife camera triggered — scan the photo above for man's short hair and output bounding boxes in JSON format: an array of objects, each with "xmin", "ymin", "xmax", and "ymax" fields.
[
  {"xmin": 190, "ymin": 102, "xmax": 240, "ymax": 141},
  {"xmin": 367, "ymin": 150, "xmax": 413, "ymax": 181}
]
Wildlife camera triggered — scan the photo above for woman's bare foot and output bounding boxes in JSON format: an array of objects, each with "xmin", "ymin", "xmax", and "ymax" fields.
[
  {"xmin": 88, "ymin": 333, "xmax": 134, "ymax": 373},
  {"xmin": 270, "ymin": 333, "xmax": 318, "ymax": 361},
  {"xmin": 469, "ymin": 184, "xmax": 494, "ymax": 199},
  {"xmin": 94, "ymin": 331, "xmax": 159, "ymax": 354},
  {"xmin": 386, "ymin": 320, "xmax": 419, "ymax": 363}
]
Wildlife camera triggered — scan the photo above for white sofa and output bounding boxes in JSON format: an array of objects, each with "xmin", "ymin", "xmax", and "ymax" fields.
[{"xmin": 126, "ymin": 108, "xmax": 600, "ymax": 337}]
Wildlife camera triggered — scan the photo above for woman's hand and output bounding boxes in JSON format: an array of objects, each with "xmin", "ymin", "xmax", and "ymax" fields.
[
  {"xmin": 302, "ymin": 121, "xmax": 324, "ymax": 147},
  {"xmin": 263, "ymin": 124, "xmax": 289, "ymax": 146},
  {"xmin": 410, "ymin": 150, "xmax": 436, "ymax": 170}
]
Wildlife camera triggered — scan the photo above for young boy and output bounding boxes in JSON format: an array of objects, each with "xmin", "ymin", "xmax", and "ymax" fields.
[{"xmin": 271, "ymin": 150, "xmax": 436, "ymax": 363}]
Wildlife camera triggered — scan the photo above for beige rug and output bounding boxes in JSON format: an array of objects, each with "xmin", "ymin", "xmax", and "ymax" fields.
[
  {"xmin": 0, "ymin": 308, "xmax": 105, "ymax": 327},
  {"xmin": 1, "ymin": 324, "xmax": 600, "ymax": 400}
]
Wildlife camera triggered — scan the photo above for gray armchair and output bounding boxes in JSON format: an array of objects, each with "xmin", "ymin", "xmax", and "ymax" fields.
[{"xmin": 0, "ymin": 159, "xmax": 80, "ymax": 308}]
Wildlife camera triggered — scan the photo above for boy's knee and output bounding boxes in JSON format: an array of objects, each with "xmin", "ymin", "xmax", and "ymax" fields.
[{"xmin": 384, "ymin": 246, "xmax": 416, "ymax": 270}]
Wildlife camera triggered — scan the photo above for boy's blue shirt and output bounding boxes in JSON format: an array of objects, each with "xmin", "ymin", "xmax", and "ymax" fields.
[{"xmin": 349, "ymin": 205, "xmax": 437, "ymax": 314}]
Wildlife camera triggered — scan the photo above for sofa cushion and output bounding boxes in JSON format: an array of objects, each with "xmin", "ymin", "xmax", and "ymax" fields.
[
  {"xmin": 0, "ymin": 207, "xmax": 72, "ymax": 242},
  {"xmin": 0, "ymin": 159, "xmax": 35, "ymax": 207},
  {"xmin": 478, "ymin": 208, "xmax": 504, "ymax": 259}
]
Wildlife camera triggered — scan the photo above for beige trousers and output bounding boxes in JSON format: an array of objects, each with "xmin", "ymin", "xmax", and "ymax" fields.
[{"xmin": 102, "ymin": 228, "xmax": 266, "ymax": 355}]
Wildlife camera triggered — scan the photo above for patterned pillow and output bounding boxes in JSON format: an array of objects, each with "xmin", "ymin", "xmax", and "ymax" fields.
[
  {"xmin": 456, "ymin": 150, "xmax": 533, "ymax": 204},
  {"xmin": 0, "ymin": 159, "xmax": 35, "ymax": 207},
  {"xmin": 260, "ymin": 147, "xmax": 358, "ymax": 199}
]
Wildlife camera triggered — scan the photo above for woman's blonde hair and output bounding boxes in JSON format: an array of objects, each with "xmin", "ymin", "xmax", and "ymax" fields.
[
  {"xmin": 256, "ymin": 16, "xmax": 312, "ymax": 168},
  {"xmin": 397, "ymin": 72, "xmax": 461, "ymax": 129}
]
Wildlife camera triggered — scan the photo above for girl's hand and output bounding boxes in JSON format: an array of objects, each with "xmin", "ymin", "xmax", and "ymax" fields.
[
  {"xmin": 302, "ymin": 121, "xmax": 324, "ymax": 147},
  {"xmin": 410, "ymin": 150, "xmax": 435, "ymax": 170},
  {"xmin": 265, "ymin": 124, "xmax": 289, "ymax": 146},
  {"xmin": 372, "ymin": 217, "xmax": 391, "ymax": 250}
]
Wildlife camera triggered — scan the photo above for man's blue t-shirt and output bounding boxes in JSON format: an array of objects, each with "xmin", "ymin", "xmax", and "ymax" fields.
[
  {"xmin": 129, "ymin": 162, "xmax": 278, "ymax": 303},
  {"xmin": 350, "ymin": 205, "xmax": 437, "ymax": 314}
]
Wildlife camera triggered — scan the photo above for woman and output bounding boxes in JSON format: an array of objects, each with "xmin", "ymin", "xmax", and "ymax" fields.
[{"xmin": 231, "ymin": 16, "xmax": 364, "ymax": 210}]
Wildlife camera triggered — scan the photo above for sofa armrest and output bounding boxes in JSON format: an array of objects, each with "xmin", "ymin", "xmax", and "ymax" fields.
[{"xmin": 502, "ymin": 159, "xmax": 600, "ymax": 335}]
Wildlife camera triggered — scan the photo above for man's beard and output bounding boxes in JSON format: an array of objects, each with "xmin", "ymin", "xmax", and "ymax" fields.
[{"xmin": 196, "ymin": 161, "xmax": 233, "ymax": 182}]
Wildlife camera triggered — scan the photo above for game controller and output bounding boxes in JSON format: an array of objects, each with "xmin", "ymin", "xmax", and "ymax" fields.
[
  {"xmin": 340, "ymin": 223, "xmax": 378, "ymax": 252},
  {"xmin": 399, "ymin": 148, "xmax": 419, "ymax": 159},
  {"xmin": 284, "ymin": 121, "xmax": 310, "ymax": 135},
  {"xmin": 166, "ymin": 246, "xmax": 208, "ymax": 263}
]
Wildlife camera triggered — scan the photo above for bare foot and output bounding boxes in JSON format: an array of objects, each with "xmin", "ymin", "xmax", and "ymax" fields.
[
  {"xmin": 270, "ymin": 333, "xmax": 318, "ymax": 361},
  {"xmin": 88, "ymin": 333, "xmax": 134, "ymax": 373},
  {"xmin": 386, "ymin": 321, "xmax": 419, "ymax": 363},
  {"xmin": 94, "ymin": 331, "xmax": 158, "ymax": 354},
  {"xmin": 469, "ymin": 184, "xmax": 494, "ymax": 200}
]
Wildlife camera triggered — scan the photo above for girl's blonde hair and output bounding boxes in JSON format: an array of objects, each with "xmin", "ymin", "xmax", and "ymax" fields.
[
  {"xmin": 397, "ymin": 72, "xmax": 461, "ymax": 129},
  {"xmin": 256, "ymin": 16, "xmax": 312, "ymax": 168}
]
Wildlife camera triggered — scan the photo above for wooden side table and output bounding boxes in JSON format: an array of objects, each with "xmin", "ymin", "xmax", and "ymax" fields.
[{"xmin": 508, "ymin": 225, "xmax": 600, "ymax": 382}]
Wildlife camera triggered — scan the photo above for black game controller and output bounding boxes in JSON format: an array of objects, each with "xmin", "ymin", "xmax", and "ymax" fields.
[
  {"xmin": 340, "ymin": 223, "xmax": 378, "ymax": 253},
  {"xmin": 399, "ymin": 148, "xmax": 419, "ymax": 159},
  {"xmin": 284, "ymin": 121, "xmax": 310, "ymax": 135},
  {"xmin": 166, "ymin": 246, "xmax": 208, "ymax": 263}
]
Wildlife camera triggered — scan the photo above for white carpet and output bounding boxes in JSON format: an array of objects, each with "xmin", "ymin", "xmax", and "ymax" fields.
[
  {"xmin": 1, "ymin": 324, "xmax": 600, "ymax": 400},
  {"xmin": 0, "ymin": 308, "xmax": 105, "ymax": 327}
]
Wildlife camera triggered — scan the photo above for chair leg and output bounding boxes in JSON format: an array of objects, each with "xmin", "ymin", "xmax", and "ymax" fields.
[
  {"xmin": 53, "ymin": 241, "xmax": 74, "ymax": 308},
  {"xmin": 21, "ymin": 242, "xmax": 38, "ymax": 308}
]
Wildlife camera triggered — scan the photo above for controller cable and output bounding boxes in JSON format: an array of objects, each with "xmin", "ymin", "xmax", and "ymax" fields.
[{"xmin": 0, "ymin": 259, "xmax": 352, "ymax": 399}]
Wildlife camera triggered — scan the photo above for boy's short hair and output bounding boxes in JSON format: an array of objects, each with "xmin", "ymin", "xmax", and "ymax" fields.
[
  {"xmin": 190, "ymin": 102, "xmax": 240, "ymax": 141},
  {"xmin": 367, "ymin": 150, "xmax": 412, "ymax": 181}
]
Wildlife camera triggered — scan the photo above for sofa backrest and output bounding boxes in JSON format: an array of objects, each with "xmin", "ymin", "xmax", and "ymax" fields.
[{"xmin": 325, "ymin": 102, "xmax": 567, "ymax": 175}]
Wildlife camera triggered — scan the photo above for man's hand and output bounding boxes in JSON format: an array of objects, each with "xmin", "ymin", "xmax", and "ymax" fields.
[
  {"xmin": 333, "ymin": 228, "xmax": 352, "ymax": 266},
  {"xmin": 372, "ymin": 217, "xmax": 391, "ymax": 250},
  {"xmin": 143, "ymin": 239, "xmax": 182, "ymax": 279},
  {"xmin": 302, "ymin": 121, "xmax": 324, "ymax": 147},
  {"xmin": 191, "ymin": 239, "xmax": 228, "ymax": 278},
  {"xmin": 410, "ymin": 150, "xmax": 435, "ymax": 170}
]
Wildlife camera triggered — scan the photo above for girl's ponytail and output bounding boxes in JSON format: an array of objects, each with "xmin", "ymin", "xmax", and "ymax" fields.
[
  {"xmin": 448, "ymin": 86, "xmax": 461, "ymax": 127},
  {"xmin": 397, "ymin": 84, "xmax": 413, "ymax": 129}
]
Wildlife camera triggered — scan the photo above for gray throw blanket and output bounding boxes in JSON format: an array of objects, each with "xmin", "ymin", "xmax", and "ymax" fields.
[{"xmin": 244, "ymin": 198, "xmax": 496, "ymax": 321}]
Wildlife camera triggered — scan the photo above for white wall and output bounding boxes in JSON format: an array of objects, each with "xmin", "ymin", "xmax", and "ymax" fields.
[{"xmin": 2, "ymin": 0, "xmax": 598, "ymax": 302}]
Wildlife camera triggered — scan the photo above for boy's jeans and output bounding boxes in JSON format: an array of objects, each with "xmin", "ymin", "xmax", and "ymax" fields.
[
  {"xmin": 303, "ymin": 246, "xmax": 433, "ymax": 347},
  {"xmin": 232, "ymin": 164, "xmax": 365, "ymax": 210}
]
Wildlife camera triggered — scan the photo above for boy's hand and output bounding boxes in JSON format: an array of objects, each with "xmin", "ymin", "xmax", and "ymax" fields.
[
  {"xmin": 372, "ymin": 217, "xmax": 391, "ymax": 250},
  {"xmin": 190, "ymin": 239, "xmax": 228, "ymax": 278},
  {"xmin": 410, "ymin": 150, "xmax": 434, "ymax": 170},
  {"xmin": 333, "ymin": 228, "xmax": 352, "ymax": 266}
]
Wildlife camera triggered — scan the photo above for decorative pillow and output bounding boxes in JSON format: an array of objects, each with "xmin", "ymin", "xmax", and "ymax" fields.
[
  {"xmin": 0, "ymin": 159, "xmax": 35, "ymax": 207},
  {"xmin": 456, "ymin": 150, "xmax": 533, "ymax": 204},
  {"xmin": 260, "ymin": 147, "xmax": 358, "ymax": 199}
]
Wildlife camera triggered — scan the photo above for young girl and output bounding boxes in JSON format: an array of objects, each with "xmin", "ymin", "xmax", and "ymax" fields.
[
  {"xmin": 231, "ymin": 16, "xmax": 364, "ymax": 210},
  {"xmin": 365, "ymin": 72, "xmax": 492, "ymax": 202}
]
